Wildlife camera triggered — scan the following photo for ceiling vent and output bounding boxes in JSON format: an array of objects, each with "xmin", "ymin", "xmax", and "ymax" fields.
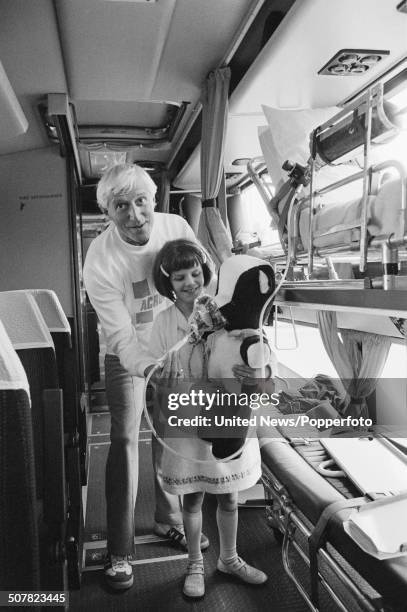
[{"xmin": 318, "ymin": 49, "xmax": 390, "ymax": 76}]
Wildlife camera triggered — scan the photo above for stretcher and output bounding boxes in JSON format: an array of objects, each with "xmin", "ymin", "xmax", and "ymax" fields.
[
  {"xmin": 253, "ymin": 84, "xmax": 407, "ymax": 283},
  {"xmin": 260, "ymin": 434, "xmax": 407, "ymax": 611}
]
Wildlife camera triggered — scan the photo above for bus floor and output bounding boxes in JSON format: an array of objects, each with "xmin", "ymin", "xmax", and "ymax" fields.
[{"xmin": 69, "ymin": 410, "xmax": 339, "ymax": 612}]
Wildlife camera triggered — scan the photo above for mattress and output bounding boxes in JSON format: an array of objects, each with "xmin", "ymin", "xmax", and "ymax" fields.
[
  {"xmin": 298, "ymin": 179, "xmax": 402, "ymax": 251},
  {"xmin": 261, "ymin": 438, "xmax": 407, "ymax": 608}
]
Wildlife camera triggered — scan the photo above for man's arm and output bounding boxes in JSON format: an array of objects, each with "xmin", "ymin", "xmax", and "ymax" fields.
[{"xmin": 83, "ymin": 263, "xmax": 147, "ymax": 376}]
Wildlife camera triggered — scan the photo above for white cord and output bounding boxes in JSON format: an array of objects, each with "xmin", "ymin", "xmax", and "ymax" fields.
[
  {"xmin": 143, "ymin": 358, "xmax": 251, "ymax": 465},
  {"xmin": 257, "ymin": 187, "xmax": 302, "ymax": 376},
  {"xmin": 144, "ymin": 190, "xmax": 300, "ymax": 462}
]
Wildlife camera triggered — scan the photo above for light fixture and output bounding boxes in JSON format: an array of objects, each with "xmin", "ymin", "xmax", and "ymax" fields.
[
  {"xmin": 232, "ymin": 158, "xmax": 251, "ymax": 166},
  {"xmin": 0, "ymin": 60, "xmax": 28, "ymax": 139},
  {"xmin": 360, "ymin": 55, "xmax": 383, "ymax": 65},
  {"xmin": 318, "ymin": 49, "xmax": 390, "ymax": 76},
  {"xmin": 349, "ymin": 65, "xmax": 369, "ymax": 74},
  {"xmin": 397, "ymin": 0, "xmax": 407, "ymax": 13},
  {"xmin": 337, "ymin": 53, "xmax": 359, "ymax": 65},
  {"xmin": 89, "ymin": 151, "xmax": 127, "ymax": 177},
  {"xmin": 47, "ymin": 93, "xmax": 82, "ymax": 182},
  {"xmin": 328, "ymin": 64, "xmax": 348, "ymax": 75}
]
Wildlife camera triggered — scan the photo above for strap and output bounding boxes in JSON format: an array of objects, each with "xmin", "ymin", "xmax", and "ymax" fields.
[
  {"xmin": 270, "ymin": 181, "xmax": 297, "ymax": 238},
  {"xmin": 239, "ymin": 333, "xmax": 270, "ymax": 367},
  {"xmin": 167, "ymin": 527, "xmax": 186, "ymax": 544},
  {"xmin": 202, "ymin": 198, "xmax": 216, "ymax": 208},
  {"xmin": 309, "ymin": 497, "xmax": 367, "ymax": 607}
]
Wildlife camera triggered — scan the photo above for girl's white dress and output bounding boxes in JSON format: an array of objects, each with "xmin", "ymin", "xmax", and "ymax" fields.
[{"xmin": 147, "ymin": 304, "xmax": 261, "ymax": 495}]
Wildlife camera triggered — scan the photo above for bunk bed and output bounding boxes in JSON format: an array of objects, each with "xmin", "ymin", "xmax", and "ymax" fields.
[
  {"xmin": 251, "ymin": 84, "xmax": 407, "ymax": 292},
  {"xmin": 250, "ymin": 83, "xmax": 407, "ymax": 611}
]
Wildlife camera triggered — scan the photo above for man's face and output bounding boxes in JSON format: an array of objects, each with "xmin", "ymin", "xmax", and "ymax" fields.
[{"xmin": 107, "ymin": 178, "xmax": 155, "ymax": 245}]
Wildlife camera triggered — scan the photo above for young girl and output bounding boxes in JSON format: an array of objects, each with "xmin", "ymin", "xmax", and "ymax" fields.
[{"xmin": 141, "ymin": 239, "xmax": 268, "ymax": 599}]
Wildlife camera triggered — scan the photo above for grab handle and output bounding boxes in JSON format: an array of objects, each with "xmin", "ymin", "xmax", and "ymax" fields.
[
  {"xmin": 316, "ymin": 459, "xmax": 345, "ymax": 478},
  {"xmin": 274, "ymin": 305, "xmax": 299, "ymax": 350}
]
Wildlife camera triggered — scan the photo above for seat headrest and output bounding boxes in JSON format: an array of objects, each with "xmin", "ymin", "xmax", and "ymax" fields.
[
  {"xmin": 0, "ymin": 291, "xmax": 54, "ymax": 350},
  {"xmin": 0, "ymin": 320, "xmax": 30, "ymax": 397}
]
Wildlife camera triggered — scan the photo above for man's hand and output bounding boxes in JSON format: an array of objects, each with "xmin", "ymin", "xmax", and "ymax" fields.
[
  {"xmin": 160, "ymin": 350, "xmax": 184, "ymax": 380},
  {"xmin": 144, "ymin": 363, "xmax": 163, "ymax": 385}
]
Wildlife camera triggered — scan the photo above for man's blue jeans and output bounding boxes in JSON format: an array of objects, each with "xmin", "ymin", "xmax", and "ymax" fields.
[{"xmin": 105, "ymin": 354, "xmax": 183, "ymax": 555}]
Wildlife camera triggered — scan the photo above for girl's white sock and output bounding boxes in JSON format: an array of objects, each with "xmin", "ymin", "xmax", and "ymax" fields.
[
  {"xmin": 216, "ymin": 506, "xmax": 238, "ymax": 564},
  {"xmin": 183, "ymin": 509, "xmax": 203, "ymax": 564}
]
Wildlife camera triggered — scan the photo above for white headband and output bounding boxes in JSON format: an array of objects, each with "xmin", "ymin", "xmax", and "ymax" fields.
[
  {"xmin": 160, "ymin": 264, "xmax": 169, "ymax": 277},
  {"xmin": 160, "ymin": 250, "xmax": 207, "ymax": 278}
]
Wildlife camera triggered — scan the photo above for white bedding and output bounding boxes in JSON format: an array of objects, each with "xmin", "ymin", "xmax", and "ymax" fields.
[{"xmin": 298, "ymin": 179, "xmax": 403, "ymax": 251}]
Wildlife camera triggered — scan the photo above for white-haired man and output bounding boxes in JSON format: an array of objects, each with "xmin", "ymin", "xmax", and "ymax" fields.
[{"xmin": 84, "ymin": 164, "xmax": 209, "ymax": 590}]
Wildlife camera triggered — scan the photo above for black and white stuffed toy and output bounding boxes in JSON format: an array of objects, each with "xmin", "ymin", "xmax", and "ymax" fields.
[{"xmin": 193, "ymin": 255, "xmax": 276, "ymax": 459}]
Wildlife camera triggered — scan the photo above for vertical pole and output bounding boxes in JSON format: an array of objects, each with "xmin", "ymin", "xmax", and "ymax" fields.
[
  {"xmin": 307, "ymin": 158, "xmax": 316, "ymax": 276},
  {"xmin": 382, "ymin": 242, "xmax": 399, "ymax": 290},
  {"xmin": 359, "ymin": 88, "xmax": 373, "ymax": 272}
]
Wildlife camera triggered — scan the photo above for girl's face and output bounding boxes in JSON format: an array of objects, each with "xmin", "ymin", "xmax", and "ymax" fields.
[{"xmin": 170, "ymin": 263, "xmax": 204, "ymax": 307}]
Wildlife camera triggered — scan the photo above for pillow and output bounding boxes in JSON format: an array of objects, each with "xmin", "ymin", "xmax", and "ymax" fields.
[{"xmin": 259, "ymin": 105, "xmax": 338, "ymax": 191}]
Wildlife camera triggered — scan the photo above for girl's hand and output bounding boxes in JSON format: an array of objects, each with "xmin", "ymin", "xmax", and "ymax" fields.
[
  {"xmin": 232, "ymin": 363, "xmax": 272, "ymax": 385},
  {"xmin": 159, "ymin": 350, "xmax": 184, "ymax": 382}
]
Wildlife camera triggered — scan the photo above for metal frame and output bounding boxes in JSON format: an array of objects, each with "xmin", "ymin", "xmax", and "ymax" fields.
[
  {"xmin": 261, "ymin": 466, "xmax": 383, "ymax": 612},
  {"xmin": 250, "ymin": 84, "xmax": 407, "ymax": 296},
  {"xmin": 297, "ymin": 159, "xmax": 407, "ymax": 275}
]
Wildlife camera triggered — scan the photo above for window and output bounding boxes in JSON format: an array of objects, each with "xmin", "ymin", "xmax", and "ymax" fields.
[
  {"xmin": 267, "ymin": 321, "xmax": 338, "ymax": 379},
  {"xmin": 239, "ymin": 183, "xmax": 280, "ymax": 250}
]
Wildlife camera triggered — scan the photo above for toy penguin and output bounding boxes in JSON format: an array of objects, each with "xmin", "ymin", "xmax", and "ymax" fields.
[{"xmin": 198, "ymin": 254, "xmax": 276, "ymax": 459}]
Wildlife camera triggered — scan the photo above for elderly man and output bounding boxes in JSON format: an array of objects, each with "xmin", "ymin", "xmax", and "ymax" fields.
[{"xmin": 83, "ymin": 163, "xmax": 209, "ymax": 590}]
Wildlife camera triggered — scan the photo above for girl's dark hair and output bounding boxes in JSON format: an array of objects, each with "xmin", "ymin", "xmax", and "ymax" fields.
[{"xmin": 153, "ymin": 239, "xmax": 213, "ymax": 300}]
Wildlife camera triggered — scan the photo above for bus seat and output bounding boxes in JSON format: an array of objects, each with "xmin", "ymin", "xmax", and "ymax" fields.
[
  {"xmin": 0, "ymin": 291, "xmax": 67, "ymax": 590},
  {"xmin": 25, "ymin": 289, "xmax": 71, "ymax": 335},
  {"xmin": 0, "ymin": 291, "xmax": 58, "ymax": 494},
  {"xmin": 4, "ymin": 290, "xmax": 73, "ymax": 417},
  {"xmin": 24, "ymin": 289, "xmax": 85, "ymax": 587},
  {"xmin": 0, "ymin": 321, "xmax": 40, "ymax": 590}
]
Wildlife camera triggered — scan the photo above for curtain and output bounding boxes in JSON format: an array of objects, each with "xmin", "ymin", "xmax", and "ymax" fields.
[
  {"xmin": 317, "ymin": 311, "xmax": 391, "ymax": 418},
  {"xmin": 227, "ymin": 191, "xmax": 245, "ymax": 242},
  {"xmin": 198, "ymin": 67, "xmax": 233, "ymax": 268},
  {"xmin": 180, "ymin": 194, "xmax": 202, "ymax": 236},
  {"xmin": 158, "ymin": 170, "xmax": 170, "ymax": 213}
]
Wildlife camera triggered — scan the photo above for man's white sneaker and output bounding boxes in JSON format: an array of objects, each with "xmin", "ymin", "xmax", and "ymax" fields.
[
  {"xmin": 104, "ymin": 554, "xmax": 134, "ymax": 590},
  {"xmin": 154, "ymin": 522, "xmax": 209, "ymax": 551},
  {"xmin": 217, "ymin": 556, "xmax": 267, "ymax": 585}
]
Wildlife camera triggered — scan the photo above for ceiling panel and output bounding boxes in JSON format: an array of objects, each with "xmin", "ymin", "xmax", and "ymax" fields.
[
  {"xmin": 52, "ymin": 0, "xmax": 255, "ymax": 176},
  {"xmin": 0, "ymin": 0, "xmax": 68, "ymax": 155},
  {"xmin": 232, "ymin": 0, "xmax": 407, "ymax": 113},
  {"xmin": 55, "ymin": 0, "xmax": 177, "ymax": 101},
  {"xmin": 55, "ymin": 0, "xmax": 250, "ymax": 105},
  {"xmin": 75, "ymin": 100, "xmax": 174, "ymax": 127},
  {"xmin": 175, "ymin": 0, "xmax": 407, "ymax": 189},
  {"xmin": 150, "ymin": 0, "xmax": 252, "ymax": 102}
]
